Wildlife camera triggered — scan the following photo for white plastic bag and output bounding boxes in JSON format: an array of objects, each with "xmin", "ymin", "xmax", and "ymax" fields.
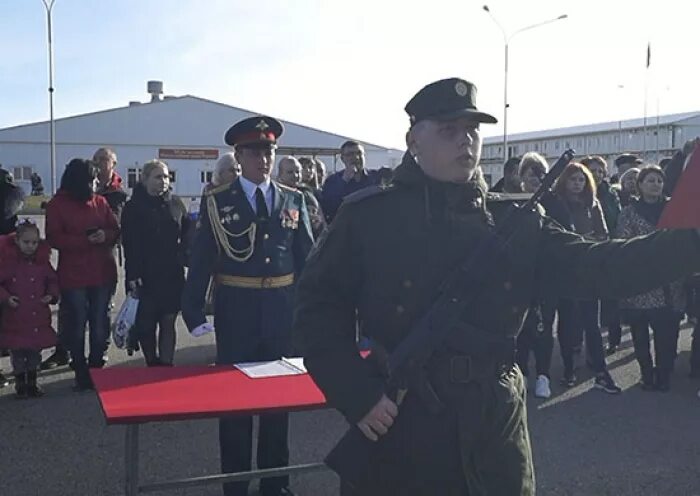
[{"xmin": 112, "ymin": 294, "xmax": 139, "ymax": 349}]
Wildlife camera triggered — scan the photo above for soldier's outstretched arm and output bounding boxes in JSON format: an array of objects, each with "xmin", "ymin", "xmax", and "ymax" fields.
[
  {"xmin": 535, "ymin": 217, "xmax": 700, "ymax": 301},
  {"xmin": 293, "ymin": 206, "xmax": 385, "ymax": 424},
  {"xmin": 181, "ymin": 199, "xmax": 217, "ymax": 331}
]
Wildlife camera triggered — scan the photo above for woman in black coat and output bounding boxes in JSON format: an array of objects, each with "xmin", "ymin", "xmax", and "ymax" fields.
[{"xmin": 121, "ymin": 160, "xmax": 190, "ymax": 366}]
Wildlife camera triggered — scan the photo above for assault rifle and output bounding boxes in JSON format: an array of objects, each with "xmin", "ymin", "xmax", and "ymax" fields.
[{"xmin": 325, "ymin": 149, "xmax": 576, "ymax": 488}]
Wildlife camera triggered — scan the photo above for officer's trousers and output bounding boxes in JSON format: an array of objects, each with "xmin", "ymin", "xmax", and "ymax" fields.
[
  {"xmin": 340, "ymin": 366, "xmax": 534, "ymax": 496},
  {"xmin": 220, "ymin": 413, "xmax": 290, "ymax": 496}
]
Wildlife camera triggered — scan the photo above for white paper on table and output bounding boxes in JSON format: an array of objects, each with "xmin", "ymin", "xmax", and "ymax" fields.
[{"xmin": 234, "ymin": 357, "xmax": 307, "ymax": 378}]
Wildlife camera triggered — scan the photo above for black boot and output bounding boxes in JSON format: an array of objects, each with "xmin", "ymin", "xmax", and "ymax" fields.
[
  {"xmin": 13, "ymin": 373, "xmax": 28, "ymax": 399},
  {"xmin": 26, "ymin": 370, "xmax": 44, "ymax": 397},
  {"xmin": 640, "ymin": 366, "xmax": 655, "ymax": 391},
  {"xmin": 655, "ymin": 368, "xmax": 671, "ymax": 392},
  {"xmin": 40, "ymin": 346, "xmax": 70, "ymax": 370},
  {"xmin": 73, "ymin": 365, "xmax": 94, "ymax": 392}
]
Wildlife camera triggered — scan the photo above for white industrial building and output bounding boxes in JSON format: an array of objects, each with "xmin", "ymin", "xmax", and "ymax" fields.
[
  {"xmin": 0, "ymin": 82, "xmax": 403, "ymax": 198},
  {"xmin": 481, "ymin": 111, "xmax": 700, "ymax": 186}
]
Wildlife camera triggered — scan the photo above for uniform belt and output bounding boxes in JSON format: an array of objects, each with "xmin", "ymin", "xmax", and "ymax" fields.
[
  {"xmin": 429, "ymin": 349, "xmax": 514, "ymax": 386},
  {"xmin": 215, "ymin": 273, "xmax": 294, "ymax": 289},
  {"xmin": 447, "ymin": 354, "xmax": 511, "ymax": 383}
]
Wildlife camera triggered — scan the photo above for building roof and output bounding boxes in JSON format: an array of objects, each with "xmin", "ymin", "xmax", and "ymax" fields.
[
  {"xmin": 0, "ymin": 95, "xmax": 401, "ymax": 153},
  {"xmin": 483, "ymin": 111, "xmax": 700, "ymax": 145}
]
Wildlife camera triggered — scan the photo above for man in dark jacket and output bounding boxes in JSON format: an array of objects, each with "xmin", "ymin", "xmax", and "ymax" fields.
[
  {"xmin": 294, "ymin": 77, "xmax": 700, "ymax": 495},
  {"xmin": 490, "ymin": 156, "xmax": 522, "ymax": 193},
  {"xmin": 320, "ymin": 141, "xmax": 380, "ymax": 223},
  {"xmin": 93, "ymin": 147, "xmax": 128, "ymax": 216}
]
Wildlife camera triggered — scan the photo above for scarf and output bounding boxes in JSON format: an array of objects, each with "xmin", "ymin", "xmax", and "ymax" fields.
[{"xmin": 632, "ymin": 197, "xmax": 668, "ymax": 226}]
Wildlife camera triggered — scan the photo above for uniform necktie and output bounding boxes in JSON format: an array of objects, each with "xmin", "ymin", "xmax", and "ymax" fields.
[{"xmin": 255, "ymin": 187, "xmax": 269, "ymax": 221}]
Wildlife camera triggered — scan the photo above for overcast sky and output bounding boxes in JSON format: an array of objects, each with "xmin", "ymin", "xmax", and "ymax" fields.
[{"xmin": 0, "ymin": 0, "xmax": 696, "ymax": 149}]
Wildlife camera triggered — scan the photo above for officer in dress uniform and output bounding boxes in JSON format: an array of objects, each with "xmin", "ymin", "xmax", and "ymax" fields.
[{"xmin": 182, "ymin": 115, "xmax": 313, "ymax": 496}]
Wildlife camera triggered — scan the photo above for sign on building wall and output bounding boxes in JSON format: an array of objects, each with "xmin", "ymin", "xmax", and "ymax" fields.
[{"xmin": 158, "ymin": 148, "xmax": 219, "ymax": 160}]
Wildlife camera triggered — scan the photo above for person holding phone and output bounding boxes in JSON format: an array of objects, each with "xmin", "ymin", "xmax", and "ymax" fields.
[
  {"xmin": 320, "ymin": 141, "xmax": 380, "ymax": 223},
  {"xmin": 45, "ymin": 158, "xmax": 119, "ymax": 391}
]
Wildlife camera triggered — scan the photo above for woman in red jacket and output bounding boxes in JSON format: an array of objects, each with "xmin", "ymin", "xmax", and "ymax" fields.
[
  {"xmin": 0, "ymin": 221, "xmax": 59, "ymax": 398},
  {"xmin": 46, "ymin": 159, "xmax": 119, "ymax": 390}
]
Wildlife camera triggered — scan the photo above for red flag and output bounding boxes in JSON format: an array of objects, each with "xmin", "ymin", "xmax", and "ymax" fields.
[{"xmin": 658, "ymin": 144, "xmax": 700, "ymax": 228}]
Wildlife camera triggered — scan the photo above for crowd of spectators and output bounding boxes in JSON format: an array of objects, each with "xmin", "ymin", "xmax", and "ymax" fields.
[
  {"xmin": 1, "ymin": 140, "xmax": 699, "ymax": 401},
  {"xmin": 500, "ymin": 142, "xmax": 700, "ymax": 398},
  {"xmin": 0, "ymin": 141, "xmax": 387, "ymax": 392}
]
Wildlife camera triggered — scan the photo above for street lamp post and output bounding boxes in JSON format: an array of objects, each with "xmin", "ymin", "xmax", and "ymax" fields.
[
  {"xmin": 41, "ymin": 0, "xmax": 57, "ymax": 195},
  {"xmin": 483, "ymin": 6, "xmax": 568, "ymax": 163},
  {"xmin": 617, "ymin": 84, "xmax": 625, "ymax": 154}
]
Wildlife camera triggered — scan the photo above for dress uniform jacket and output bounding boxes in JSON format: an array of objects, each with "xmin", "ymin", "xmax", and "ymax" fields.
[
  {"xmin": 294, "ymin": 153, "xmax": 700, "ymax": 495},
  {"xmin": 182, "ymin": 177, "xmax": 313, "ymax": 364}
]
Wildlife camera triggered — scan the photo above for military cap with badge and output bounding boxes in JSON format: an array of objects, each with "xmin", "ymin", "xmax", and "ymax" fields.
[
  {"xmin": 203, "ymin": 115, "xmax": 287, "ymax": 263},
  {"xmin": 224, "ymin": 115, "xmax": 284, "ymax": 149},
  {"xmin": 404, "ymin": 77, "xmax": 498, "ymax": 126}
]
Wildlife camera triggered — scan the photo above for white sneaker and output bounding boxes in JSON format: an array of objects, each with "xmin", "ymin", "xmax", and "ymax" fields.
[{"xmin": 535, "ymin": 375, "xmax": 551, "ymax": 399}]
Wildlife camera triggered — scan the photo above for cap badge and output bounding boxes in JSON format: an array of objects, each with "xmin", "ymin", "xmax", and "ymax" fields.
[
  {"xmin": 255, "ymin": 119, "xmax": 270, "ymax": 131},
  {"xmin": 455, "ymin": 81, "xmax": 469, "ymax": 97}
]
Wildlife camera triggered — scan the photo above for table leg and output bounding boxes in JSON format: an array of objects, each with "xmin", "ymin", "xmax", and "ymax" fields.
[{"xmin": 125, "ymin": 424, "xmax": 140, "ymax": 496}]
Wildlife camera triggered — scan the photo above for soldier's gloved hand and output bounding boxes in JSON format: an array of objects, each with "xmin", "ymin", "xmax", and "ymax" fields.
[
  {"xmin": 356, "ymin": 394, "xmax": 398, "ymax": 442},
  {"xmin": 191, "ymin": 322, "xmax": 214, "ymax": 337}
]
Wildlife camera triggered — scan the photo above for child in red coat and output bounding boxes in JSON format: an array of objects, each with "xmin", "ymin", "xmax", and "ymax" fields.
[{"xmin": 0, "ymin": 221, "xmax": 59, "ymax": 398}]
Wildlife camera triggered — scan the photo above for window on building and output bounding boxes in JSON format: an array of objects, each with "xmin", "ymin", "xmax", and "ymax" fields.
[
  {"xmin": 127, "ymin": 168, "xmax": 141, "ymax": 189},
  {"xmin": 555, "ymin": 141, "xmax": 560, "ymax": 151},
  {"xmin": 12, "ymin": 166, "xmax": 33, "ymax": 181},
  {"xmin": 534, "ymin": 143, "xmax": 539, "ymax": 151},
  {"xmin": 201, "ymin": 171, "xmax": 213, "ymax": 183},
  {"xmin": 169, "ymin": 170, "xmax": 177, "ymax": 183}
]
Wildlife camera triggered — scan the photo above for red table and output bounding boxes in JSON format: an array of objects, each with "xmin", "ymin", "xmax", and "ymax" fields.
[{"xmin": 91, "ymin": 366, "xmax": 330, "ymax": 495}]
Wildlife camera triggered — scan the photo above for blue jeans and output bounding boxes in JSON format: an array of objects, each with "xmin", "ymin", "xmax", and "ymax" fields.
[{"xmin": 61, "ymin": 285, "xmax": 112, "ymax": 368}]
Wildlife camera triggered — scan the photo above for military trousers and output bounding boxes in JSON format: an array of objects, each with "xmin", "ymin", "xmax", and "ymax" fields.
[{"xmin": 340, "ymin": 365, "xmax": 535, "ymax": 496}]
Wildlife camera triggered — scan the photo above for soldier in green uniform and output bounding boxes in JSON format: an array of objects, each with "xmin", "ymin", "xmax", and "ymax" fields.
[{"xmin": 293, "ymin": 77, "xmax": 700, "ymax": 495}]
